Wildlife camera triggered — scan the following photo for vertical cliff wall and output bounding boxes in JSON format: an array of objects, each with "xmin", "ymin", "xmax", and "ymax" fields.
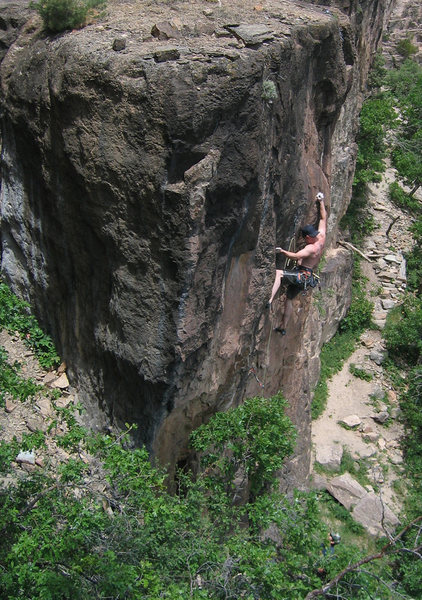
[{"xmin": 0, "ymin": 0, "xmax": 393, "ymax": 485}]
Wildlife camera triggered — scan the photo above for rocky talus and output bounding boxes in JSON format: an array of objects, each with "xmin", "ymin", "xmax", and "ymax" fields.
[{"xmin": 311, "ymin": 164, "xmax": 419, "ymax": 536}]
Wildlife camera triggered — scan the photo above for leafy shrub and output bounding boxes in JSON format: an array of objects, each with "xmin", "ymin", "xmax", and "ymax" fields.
[
  {"xmin": 389, "ymin": 181, "xmax": 421, "ymax": 213},
  {"xmin": 384, "ymin": 295, "xmax": 422, "ymax": 365},
  {"xmin": 396, "ymin": 37, "xmax": 418, "ymax": 59},
  {"xmin": 30, "ymin": 0, "xmax": 106, "ymax": 32},
  {"xmin": 339, "ymin": 274, "xmax": 373, "ymax": 335},
  {"xmin": 353, "ymin": 93, "xmax": 397, "ymax": 191},
  {"xmin": 368, "ymin": 51, "xmax": 387, "ymax": 89},
  {"xmin": 0, "ymin": 347, "xmax": 41, "ymax": 405},
  {"xmin": 190, "ymin": 393, "xmax": 296, "ymax": 497},
  {"xmin": 406, "ymin": 216, "xmax": 422, "ymax": 294},
  {"xmin": 0, "ymin": 281, "xmax": 59, "ymax": 368},
  {"xmin": 261, "ymin": 79, "xmax": 278, "ymax": 101}
]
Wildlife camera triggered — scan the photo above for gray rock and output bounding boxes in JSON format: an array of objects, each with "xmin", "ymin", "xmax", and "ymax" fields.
[
  {"xmin": 398, "ymin": 259, "xmax": 407, "ymax": 281},
  {"xmin": 363, "ymin": 431, "xmax": 379, "ymax": 442},
  {"xmin": 381, "ymin": 299, "xmax": 395, "ymax": 310},
  {"xmin": 5, "ymin": 397, "xmax": 17, "ymax": 413},
  {"xmin": 154, "ymin": 47, "xmax": 181, "ymax": 62},
  {"xmin": 370, "ymin": 351, "xmax": 386, "ymax": 365},
  {"xmin": 16, "ymin": 450, "xmax": 36, "ymax": 465},
  {"xmin": 26, "ymin": 416, "xmax": 47, "ymax": 433},
  {"xmin": 390, "ymin": 407, "xmax": 401, "ymax": 419},
  {"xmin": 354, "ymin": 444, "xmax": 377, "ymax": 459},
  {"xmin": 388, "ymin": 451, "xmax": 403, "ymax": 465},
  {"xmin": 151, "ymin": 21, "xmax": 181, "ymax": 40},
  {"xmin": 326, "ymin": 472, "xmax": 367, "ymax": 510},
  {"xmin": 370, "ymin": 385, "xmax": 385, "ymax": 400},
  {"xmin": 112, "ymin": 36, "xmax": 127, "ymax": 52},
  {"xmin": 352, "ymin": 492, "xmax": 400, "ymax": 536},
  {"xmin": 51, "ymin": 373, "xmax": 69, "ymax": 389},
  {"xmin": 384, "ymin": 254, "xmax": 401, "ymax": 264},
  {"xmin": 372, "ymin": 411, "xmax": 389, "ymax": 424},
  {"xmin": 339, "ymin": 414, "xmax": 361, "ymax": 428},
  {"xmin": 225, "ymin": 24, "xmax": 274, "ymax": 46},
  {"xmin": 315, "ymin": 444, "xmax": 343, "ymax": 471}
]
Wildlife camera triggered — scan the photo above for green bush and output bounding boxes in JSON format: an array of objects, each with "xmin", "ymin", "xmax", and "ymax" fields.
[
  {"xmin": 406, "ymin": 216, "xmax": 422, "ymax": 294},
  {"xmin": 261, "ymin": 79, "xmax": 278, "ymax": 101},
  {"xmin": 389, "ymin": 181, "xmax": 421, "ymax": 213},
  {"xmin": 396, "ymin": 37, "xmax": 418, "ymax": 59},
  {"xmin": 353, "ymin": 93, "xmax": 397, "ymax": 191},
  {"xmin": 31, "ymin": 0, "xmax": 106, "ymax": 32},
  {"xmin": 0, "ymin": 281, "xmax": 59, "ymax": 368},
  {"xmin": 191, "ymin": 393, "xmax": 296, "ymax": 497},
  {"xmin": 384, "ymin": 295, "xmax": 422, "ymax": 365},
  {"xmin": 339, "ymin": 265, "xmax": 373, "ymax": 334}
]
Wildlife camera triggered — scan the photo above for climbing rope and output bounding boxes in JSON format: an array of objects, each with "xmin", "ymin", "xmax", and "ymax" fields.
[{"xmin": 284, "ymin": 235, "xmax": 296, "ymax": 270}]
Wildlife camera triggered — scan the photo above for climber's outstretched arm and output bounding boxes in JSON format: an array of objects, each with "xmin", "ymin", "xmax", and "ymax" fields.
[
  {"xmin": 276, "ymin": 246, "xmax": 314, "ymax": 261},
  {"xmin": 315, "ymin": 193, "xmax": 327, "ymax": 237}
]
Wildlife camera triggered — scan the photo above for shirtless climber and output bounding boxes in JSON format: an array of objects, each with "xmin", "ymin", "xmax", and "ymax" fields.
[{"xmin": 269, "ymin": 192, "xmax": 327, "ymax": 334}]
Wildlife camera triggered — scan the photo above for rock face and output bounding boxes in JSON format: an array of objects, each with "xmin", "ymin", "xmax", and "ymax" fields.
[{"xmin": 0, "ymin": 0, "xmax": 393, "ymax": 485}]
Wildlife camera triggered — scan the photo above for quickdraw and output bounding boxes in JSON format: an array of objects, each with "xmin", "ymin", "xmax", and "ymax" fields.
[
  {"xmin": 248, "ymin": 367, "xmax": 265, "ymax": 389},
  {"xmin": 297, "ymin": 268, "xmax": 320, "ymax": 293}
]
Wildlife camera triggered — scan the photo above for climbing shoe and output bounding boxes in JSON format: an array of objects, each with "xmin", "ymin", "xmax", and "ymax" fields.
[{"xmin": 274, "ymin": 327, "xmax": 286, "ymax": 335}]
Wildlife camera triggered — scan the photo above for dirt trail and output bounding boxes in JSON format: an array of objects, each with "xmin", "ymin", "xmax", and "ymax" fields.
[{"xmin": 311, "ymin": 164, "xmax": 418, "ymax": 526}]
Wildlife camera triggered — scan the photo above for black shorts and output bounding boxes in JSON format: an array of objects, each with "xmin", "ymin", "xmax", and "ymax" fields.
[{"xmin": 284, "ymin": 267, "xmax": 318, "ymax": 299}]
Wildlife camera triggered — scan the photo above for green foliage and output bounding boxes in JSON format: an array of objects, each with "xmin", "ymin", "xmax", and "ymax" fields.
[
  {"xmin": 312, "ymin": 258, "xmax": 373, "ymax": 419},
  {"xmin": 387, "ymin": 60, "xmax": 422, "ymax": 196},
  {"xmin": 0, "ymin": 347, "xmax": 42, "ymax": 405},
  {"xmin": 384, "ymin": 295, "xmax": 422, "ymax": 365},
  {"xmin": 341, "ymin": 186, "xmax": 376, "ymax": 245},
  {"xmin": 353, "ymin": 93, "xmax": 397, "ymax": 191},
  {"xmin": 261, "ymin": 79, "xmax": 278, "ymax": 101},
  {"xmin": 367, "ymin": 51, "xmax": 387, "ymax": 89},
  {"xmin": 406, "ymin": 215, "xmax": 422, "ymax": 294},
  {"xmin": 191, "ymin": 393, "xmax": 296, "ymax": 497},
  {"xmin": 339, "ymin": 260, "xmax": 374, "ymax": 334},
  {"xmin": 389, "ymin": 181, "xmax": 421, "ymax": 213},
  {"xmin": 349, "ymin": 363, "xmax": 373, "ymax": 381},
  {"xmin": 0, "ymin": 281, "xmax": 59, "ymax": 369},
  {"xmin": 30, "ymin": 0, "xmax": 106, "ymax": 32},
  {"xmin": 396, "ymin": 37, "xmax": 418, "ymax": 59}
]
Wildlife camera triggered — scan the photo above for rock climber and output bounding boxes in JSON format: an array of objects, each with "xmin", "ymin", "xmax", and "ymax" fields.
[
  {"xmin": 317, "ymin": 532, "xmax": 341, "ymax": 577},
  {"xmin": 322, "ymin": 532, "xmax": 341, "ymax": 556},
  {"xmin": 268, "ymin": 192, "xmax": 327, "ymax": 334}
]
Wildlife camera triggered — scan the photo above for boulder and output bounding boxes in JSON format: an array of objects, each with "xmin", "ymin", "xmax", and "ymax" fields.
[
  {"xmin": 326, "ymin": 472, "xmax": 367, "ymax": 510},
  {"xmin": 339, "ymin": 414, "xmax": 361, "ymax": 428},
  {"xmin": 16, "ymin": 449, "xmax": 36, "ymax": 465},
  {"xmin": 315, "ymin": 444, "xmax": 343, "ymax": 471},
  {"xmin": 352, "ymin": 492, "xmax": 400, "ymax": 536},
  {"xmin": 225, "ymin": 24, "xmax": 274, "ymax": 46}
]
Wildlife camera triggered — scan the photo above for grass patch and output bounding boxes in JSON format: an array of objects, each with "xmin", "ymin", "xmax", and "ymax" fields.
[
  {"xmin": 0, "ymin": 347, "xmax": 42, "ymax": 406},
  {"xmin": 0, "ymin": 280, "xmax": 59, "ymax": 369},
  {"xmin": 349, "ymin": 363, "xmax": 373, "ymax": 381}
]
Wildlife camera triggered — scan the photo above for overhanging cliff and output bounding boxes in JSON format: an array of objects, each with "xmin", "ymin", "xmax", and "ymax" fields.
[{"xmin": 0, "ymin": 0, "xmax": 393, "ymax": 486}]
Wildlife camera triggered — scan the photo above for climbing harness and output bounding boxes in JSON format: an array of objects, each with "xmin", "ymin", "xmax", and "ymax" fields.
[{"xmin": 295, "ymin": 267, "xmax": 320, "ymax": 294}]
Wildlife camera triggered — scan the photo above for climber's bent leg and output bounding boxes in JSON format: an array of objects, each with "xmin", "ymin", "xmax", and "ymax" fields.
[{"xmin": 269, "ymin": 269, "xmax": 284, "ymax": 305}]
